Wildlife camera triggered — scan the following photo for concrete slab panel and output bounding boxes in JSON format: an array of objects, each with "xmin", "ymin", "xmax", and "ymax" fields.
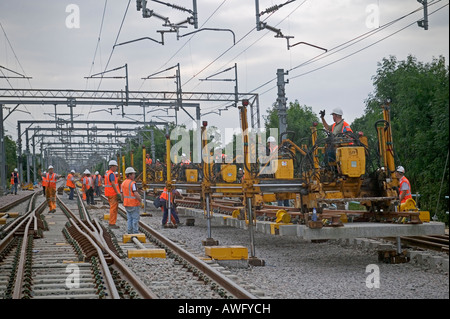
[{"xmin": 298, "ymin": 222, "xmax": 445, "ymax": 240}]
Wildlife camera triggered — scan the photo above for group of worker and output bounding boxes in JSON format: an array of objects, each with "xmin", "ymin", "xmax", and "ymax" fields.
[{"xmin": 64, "ymin": 160, "xmax": 144, "ymax": 233}]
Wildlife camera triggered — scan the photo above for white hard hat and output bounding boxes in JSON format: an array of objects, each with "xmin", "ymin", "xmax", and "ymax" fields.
[
  {"xmin": 182, "ymin": 153, "xmax": 186, "ymax": 157},
  {"xmin": 396, "ymin": 166, "xmax": 405, "ymax": 174},
  {"xmin": 14, "ymin": 168, "xmax": 18, "ymax": 172},
  {"xmin": 109, "ymin": 160, "xmax": 118, "ymax": 166},
  {"xmin": 95, "ymin": 171, "xmax": 99, "ymax": 175},
  {"xmin": 84, "ymin": 169, "xmax": 91, "ymax": 175},
  {"xmin": 267, "ymin": 136, "xmax": 276, "ymax": 143},
  {"xmin": 331, "ymin": 108, "xmax": 343, "ymax": 116},
  {"xmin": 125, "ymin": 167, "xmax": 136, "ymax": 174},
  {"xmin": 71, "ymin": 170, "xmax": 75, "ymax": 173},
  {"xmin": 48, "ymin": 165, "xmax": 54, "ymax": 169}
]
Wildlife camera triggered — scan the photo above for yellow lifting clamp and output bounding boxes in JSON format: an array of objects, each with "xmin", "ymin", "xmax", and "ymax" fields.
[
  {"xmin": 399, "ymin": 198, "xmax": 417, "ymax": 212},
  {"xmin": 275, "ymin": 209, "xmax": 291, "ymax": 224}
]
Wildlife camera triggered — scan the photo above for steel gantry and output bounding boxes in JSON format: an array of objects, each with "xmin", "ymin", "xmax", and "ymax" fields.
[
  {"xmin": 0, "ymin": 87, "xmax": 260, "ymax": 193},
  {"xmin": 17, "ymin": 120, "xmax": 169, "ymax": 186}
]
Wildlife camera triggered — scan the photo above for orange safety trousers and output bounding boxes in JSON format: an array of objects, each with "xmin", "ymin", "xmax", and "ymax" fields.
[
  {"xmin": 46, "ymin": 187, "xmax": 56, "ymax": 211},
  {"xmin": 107, "ymin": 195, "xmax": 118, "ymax": 225}
]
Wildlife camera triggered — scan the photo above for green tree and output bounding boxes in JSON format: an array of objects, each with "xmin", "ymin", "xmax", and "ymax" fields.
[
  {"xmin": 264, "ymin": 100, "xmax": 321, "ymax": 147},
  {"xmin": 352, "ymin": 55, "xmax": 449, "ymax": 222}
]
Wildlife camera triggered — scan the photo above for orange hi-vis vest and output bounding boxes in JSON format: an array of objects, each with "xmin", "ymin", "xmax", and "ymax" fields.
[
  {"xmin": 10, "ymin": 172, "xmax": 19, "ymax": 185},
  {"xmin": 122, "ymin": 179, "xmax": 140, "ymax": 207},
  {"xmin": 42, "ymin": 174, "xmax": 48, "ymax": 187},
  {"xmin": 399, "ymin": 176, "xmax": 412, "ymax": 203},
  {"xmin": 46, "ymin": 173, "xmax": 57, "ymax": 189},
  {"xmin": 83, "ymin": 176, "xmax": 92, "ymax": 190},
  {"xmin": 104, "ymin": 170, "xmax": 118, "ymax": 196},
  {"xmin": 160, "ymin": 187, "xmax": 175, "ymax": 203},
  {"xmin": 95, "ymin": 174, "xmax": 102, "ymax": 186},
  {"xmin": 331, "ymin": 121, "xmax": 353, "ymax": 134},
  {"xmin": 146, "ymin": 157, "xmax": 152, "ymax": 165},
  {"xmin": 66, "ymin": 173, "xmax": 75, "ymax": 188}
]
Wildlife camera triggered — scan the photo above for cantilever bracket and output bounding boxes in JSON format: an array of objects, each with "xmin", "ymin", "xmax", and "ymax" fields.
[
  {"xmin": 178, "ymin": 28, "xmax": 236, "ymax": 45},
  {"xmin": 287, "ymin": 39, "xmax": 328, "ymax": 52},
  {"xmin": 114, "ymin": 36, "xmax": 164, "ymax": 47}
]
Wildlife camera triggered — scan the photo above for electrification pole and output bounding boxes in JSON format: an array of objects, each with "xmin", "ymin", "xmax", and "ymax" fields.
[
  {"xmin": 417, "ymin": 0, "xmax": 429, "ymax": 30},
  {"xmin": 276, "ymin": 69, "xmax": 288, "ymax": 140}
]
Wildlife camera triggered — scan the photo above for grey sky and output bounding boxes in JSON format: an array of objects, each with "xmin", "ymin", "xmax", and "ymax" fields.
[{"xmin": 1, "ymin": 0, "xmax": 449, "ymax": 147}]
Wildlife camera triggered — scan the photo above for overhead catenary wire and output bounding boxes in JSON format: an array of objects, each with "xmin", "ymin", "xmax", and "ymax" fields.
[
  {"xmin": 248, "ymin": 0, "xmax": 449, "ymax": 98},
  {"xmin": 0, "ymin": 20, "xmax": 37, "ymax": 119},
  {"xmin": 85, "ymin": 0, "xmax": 108, "ymax": 89},
  {"xmin": 138, "ymin": 0, "xmax": 231, "ymax": 92},
  {"xmin": 87, "ymin": 0, "xmax": 132, "ymax": 118}
]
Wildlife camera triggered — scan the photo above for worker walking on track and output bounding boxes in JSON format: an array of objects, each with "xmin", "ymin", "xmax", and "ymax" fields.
[
  {"xmin": 41, "ymin": 170, "xmax": 47, "ymax": 197},
  {"xmin": 93, "ymin": 171, "xmax": 102, "ymax": 197},
  {"xmin": 66, "ymin": 169, "xmax": 76, "ymax": 200},
  {"xmin": 10, "ymin": 168, "xmax": 20, "ymax": 195},
  {"xmin": 83, "ymin": 170, "xmax": 95, "ymax": 205},
  {"xmin": 121, "ymin": 167, "xmax": 142, "ymax": 234},
  {"xmin": 105, "ymin": 160, "xmax": 121, "ymax": 229},
  {"xmin": 46, "ymin": 166, "xmax": 57, "ymax": 214}
]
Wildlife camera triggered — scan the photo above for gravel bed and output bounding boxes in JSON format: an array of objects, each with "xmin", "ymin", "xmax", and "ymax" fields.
[
  {"xmin": 86, "ymin": 202, "xmax": 224, "ymax": 299},
  {"xmin": 140, "ymin": 205, "xmax": 449, "ymax": 299},
  {"xmin": 79, "ymin": 194, "xmax": 448, "ymax": 300}
]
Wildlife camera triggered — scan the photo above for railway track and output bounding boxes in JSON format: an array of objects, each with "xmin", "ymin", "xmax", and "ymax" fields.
[
  {"xmin": 387, "ymin": 234, "xmax": 449, "ymax": 254},
  {"xmin": 0, "ymin": 189, "xmax": 155, "ymax": 299},
  {"xmin": 1, "ymin": 188, "xmax": 257, "ymax": 299},
  {"xmin": 96, "ymin": 194, "xmax": 257, "ymax": 299}
]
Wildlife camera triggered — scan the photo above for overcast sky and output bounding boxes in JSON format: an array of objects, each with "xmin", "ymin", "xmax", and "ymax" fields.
[{"xmin": 1, "ymin": 0, "xmax": 449, "ymax": 148}]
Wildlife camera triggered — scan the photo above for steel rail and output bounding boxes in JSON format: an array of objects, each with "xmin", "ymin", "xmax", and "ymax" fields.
[
  {"xmin": 12, "ymin": 214, "xmax": 34, "ymax": 299},
  {"xmin": 0, "ymin": 192, "xmax": 41, "ymax": 252},
  {"xmin": 115, "ymin": 204, "xmax": 257, "ymax": 299},
  {"xmin": 0, "ymin": 192, "xmax": 35, "ymax": 212},
  {"xmin": 59, "ymin": 193, "xmax": 158, "ymax": 299},
  {"xmin": 69, "ymin": 218, "xmax": 121, "ymax": 299},
  {"xmin": 10, "ymin": 197, "xmax": 46, "ymax": 298}
]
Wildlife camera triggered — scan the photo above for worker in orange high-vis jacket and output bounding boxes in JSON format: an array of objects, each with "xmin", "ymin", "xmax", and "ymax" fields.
[
  {"xmin": 66, "ymin": 169, "xmax": 76, "ymax": 200},
  {"xmin": 83, "ymin": 170, "xmax": 95, "ymax": 205},
  {"xmin": 81, "ymin": 171, "xmax": 87, "ymax": 201},
  {"xmin": 46, "ymin": 166, "xmax": 57, "ymax": 214},
  {"xmin": 41, "ymin": 170, "xmax": 48, "ymax": 197},
  {"xmin": 320, "ymin": 107, "xmax": 353, "ymax": 166},
  {"xmin": 121, "ymin": 167, "xmax": 142, "ymax": 234},
  {"xmin": 159, "ymin": 187, "xmax": 182, "ymax": 226},
  {"xmin": 104, "ymin": 160, "xmax": 121, "ymax": 229},
  {"xmin": 320, "ymin": 108, "xmax": 353, "ymax": 136},
  {"xmin": 93, "ymin": 171, "xmax": 102, "ymax": 197},
  {"xmin": 10, "ymin": 168, "xmax": 20, "ymax": 195},
  {"xmin": 395, "ymin": 166, "xmax": 413, "ymax": 204},
  {"xmin": 145, "ymin": 153, "xmax": 153, "ymax": 166}
]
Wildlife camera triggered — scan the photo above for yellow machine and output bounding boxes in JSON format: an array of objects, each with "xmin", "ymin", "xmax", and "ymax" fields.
[
  {"xmin": 185, "ymin": 169, "xmax": 199, "ymax": 182},
  {"xmin": 220, "ymin": 165, "xmax": 237, "ymax": 183}
]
